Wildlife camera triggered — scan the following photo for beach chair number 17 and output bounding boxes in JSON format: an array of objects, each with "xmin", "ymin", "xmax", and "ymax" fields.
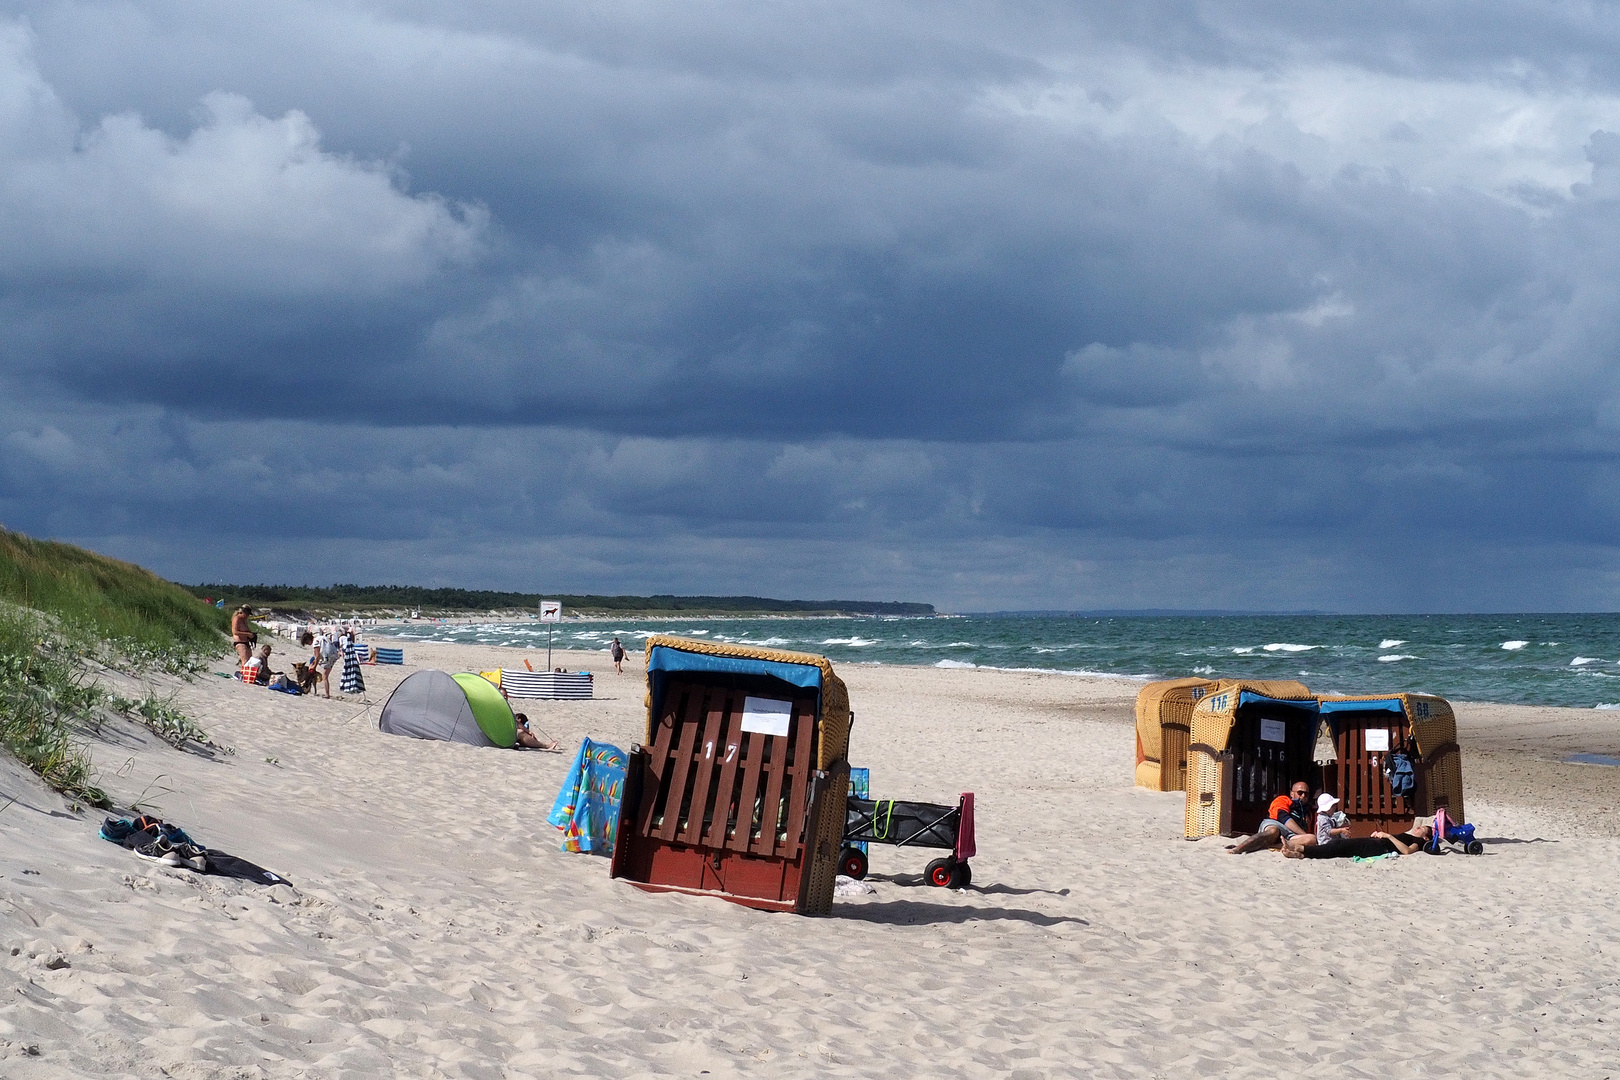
[{"xmin": 704, "ymin": 741, "xmax": 737, "ymax": 763}]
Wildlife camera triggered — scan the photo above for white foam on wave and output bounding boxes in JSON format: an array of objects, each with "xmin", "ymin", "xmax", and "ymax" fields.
[
  {"xmin": 1379, "ymin": 639, "xmax": 1407, "ymax": 649},
  {"xmin": 1570, "ymin": 656, "xmax": 1602, "ymax": 667},
  {"xmin": 1192, "ymin": 665, "xmax": 1214, "ymax": 675},
  {"xmin": 1231, "ymin": 646, "xmax": 1256, "ymax": 655},
  {"xmin": 1501, "ymin": 640, "xmax": 1528, "ymax": 650},
  {"xmin": 944, "ymin": 641, "xmax": 974, "ymax": 648},
  {"xmin": 1378, "ymin": 654, "xmax": 1417, "ymax": 663},
  {"xmin": 933, "ymin": 659, "xmax": 1147, "ymax": 681},
  {"xmin": 821, "ymin": 637, "xmax": 877, "ymax": 647},
  {"xmin": 736, "ymin": 637, "xmax": 792, "ymax": 646},
  {"xmin": 1597, "ymin": 703, "xmax": 1620, "ymax": 710},
  {"xmin": 1263, "ymin": 643, "xmax": 1318, "ymax": 653}
]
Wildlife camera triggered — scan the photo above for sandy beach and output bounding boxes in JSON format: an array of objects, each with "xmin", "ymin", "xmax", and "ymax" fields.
[{"xmin": 2, "ymin": 639, "xmax": 1617, "ymax": 1078}]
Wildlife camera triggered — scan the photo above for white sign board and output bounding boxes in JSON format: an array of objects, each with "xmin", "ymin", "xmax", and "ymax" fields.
[
  {"xmin": 1365, "ymin": 728, "xmax": 1390, "ymax": 752},
  {"xmin": 539, "ymin": 601, "xmax": 561, "ymax": 623},
  {"xmin": 1260, "ymin": 718, "xmax": 1287, "ymax": 743},
  {"xmin": 740, "ymin": 696, "xmax": 793, "ymax": 737}
]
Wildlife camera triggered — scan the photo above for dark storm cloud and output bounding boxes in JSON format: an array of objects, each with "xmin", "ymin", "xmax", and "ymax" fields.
[{"xmin": 5, "ymin": 1, "xmax": 1620, "ymax": 609}]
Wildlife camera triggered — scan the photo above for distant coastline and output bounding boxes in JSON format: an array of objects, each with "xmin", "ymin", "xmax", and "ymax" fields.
[{"xmin": 182, "ymin": 582, "xmax": 935, "ymax": 620}]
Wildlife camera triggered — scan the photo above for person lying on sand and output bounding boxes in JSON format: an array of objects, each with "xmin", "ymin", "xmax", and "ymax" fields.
[
  {"xmin": 1283, "ymin": 820, "xmax": 1433, "ymax": 859},
  {"xmin": 1227, "ymin": 781, "xmax": 1312, "ymax": 853},
  {"xmin": 513, "ymin": 712, "xmax": 561, "ymax": 751}
]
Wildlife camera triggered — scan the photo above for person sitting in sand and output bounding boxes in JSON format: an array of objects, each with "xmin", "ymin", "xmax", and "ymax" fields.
[
  {"xmin": 1287, "ymin": 792, "xmax": 1352, "ymax": 851},
  {"xmin": 513, "ymin": 712, "xmax": 561, "ymax": 751},
  {"xmin": 1284, "ymin": 820, "xmax": 1433, "ymax": 859},
  {"xmin": 243, "ymin": 643, "xmax": 273, "ymax": 685},
  {"xmin": 1227, "ymin": 781, "xmax": 1312, "ymax": 853}
]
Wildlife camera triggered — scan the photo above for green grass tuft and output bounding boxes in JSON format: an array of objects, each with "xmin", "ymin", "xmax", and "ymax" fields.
[
  {"xmin": 0, "ymin": 528, "xmax": 230, "ymax": 802},
  {"xmin": 0, "ymin": 607, "xmax": 108, "ymax": 805},
  {"xmin": 0, "ymin": 528, "xmax": 228, "ymax": 674}
]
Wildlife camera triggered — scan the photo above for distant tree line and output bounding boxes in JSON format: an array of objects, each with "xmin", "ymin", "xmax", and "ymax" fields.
[{"xmin": 183, "ymin": 582, "xmax": 934, "ymax": 617}]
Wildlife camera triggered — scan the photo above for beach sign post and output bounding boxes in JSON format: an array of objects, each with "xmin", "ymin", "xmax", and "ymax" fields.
[{"xmin": 540, "ymin": 600, "xmax": 561, "ymax": 669}]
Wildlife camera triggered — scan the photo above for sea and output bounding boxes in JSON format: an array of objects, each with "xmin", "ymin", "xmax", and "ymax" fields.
[{"xmin": 373, "ymin": 612, "xmax": 1620, "ymax": 709}]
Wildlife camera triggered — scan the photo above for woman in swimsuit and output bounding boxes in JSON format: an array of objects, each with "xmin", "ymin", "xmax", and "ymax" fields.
[
  {"xmin": 231, "ymin": 606, "xmax": 255, "ymax": 665},
  {"xmin": 1283, "ymin": 821, "xmax": 1432, "ymax": 859}
]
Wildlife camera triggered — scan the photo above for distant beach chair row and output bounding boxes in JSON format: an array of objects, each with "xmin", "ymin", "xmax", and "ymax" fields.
[{"xmin": 1134, "ymin": 678, "xmax": 1465, "ymax": 840}]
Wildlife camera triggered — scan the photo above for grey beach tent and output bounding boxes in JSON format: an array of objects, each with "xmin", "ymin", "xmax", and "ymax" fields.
[{"xmin": 378, "ymin": 669, "xmax": 517, "ymax": 747}]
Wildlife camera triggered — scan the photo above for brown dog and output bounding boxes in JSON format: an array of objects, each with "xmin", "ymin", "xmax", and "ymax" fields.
[{"xmin": 293, "ymin": 661, "xmax": 319, "ymax": 695}]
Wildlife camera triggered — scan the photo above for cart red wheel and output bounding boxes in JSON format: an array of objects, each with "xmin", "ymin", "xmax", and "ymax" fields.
[
  {"xmin": 926, "ymin": 857, "xmax": 956, "ymax": 887},
  {"xmin": 839, "ymin": 847, "xmax": 869, "ymax": 880},
  {"xmin": 951, "ymin": 860, "xmax": 972, "ymax": 888}
]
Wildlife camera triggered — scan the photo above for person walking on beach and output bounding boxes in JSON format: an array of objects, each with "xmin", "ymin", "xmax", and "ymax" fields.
[
  {"xmin": 610, "ymin": 637, "xmax": 626, "ymax": 674},
  {"xmin": 231, "ymin": 605, "xmax": 256, "ymax": 665}
]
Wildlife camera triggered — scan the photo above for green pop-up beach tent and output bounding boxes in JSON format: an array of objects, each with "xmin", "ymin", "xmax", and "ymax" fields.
[{"xmin": 378, "ymin": 669, "xmax": 517, "ymax": 748}]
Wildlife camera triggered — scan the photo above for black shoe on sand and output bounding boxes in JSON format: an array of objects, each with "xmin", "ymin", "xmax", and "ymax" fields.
[
  {"xmin": 172, "ymin": 842, "xmax": 208, "ymax": 872},
  {"xmin": 134, "ymin": 837, "xmax": 182, "ymax": 867}
]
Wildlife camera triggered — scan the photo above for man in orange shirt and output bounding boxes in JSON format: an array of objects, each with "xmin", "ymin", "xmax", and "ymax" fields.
[{"xmin": 1227, "ymin": 780, "xmax": 1312, "ymax": 853}]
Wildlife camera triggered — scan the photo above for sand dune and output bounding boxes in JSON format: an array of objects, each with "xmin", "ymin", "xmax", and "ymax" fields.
[{"xmin": 1, "ymin": 640, "xmax": 1616, "ymax": 1077}]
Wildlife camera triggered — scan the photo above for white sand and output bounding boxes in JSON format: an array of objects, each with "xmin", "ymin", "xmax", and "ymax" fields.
[{"xmin": 2, "ymin": 640, "xmax": 1618, "ymax": 1077}]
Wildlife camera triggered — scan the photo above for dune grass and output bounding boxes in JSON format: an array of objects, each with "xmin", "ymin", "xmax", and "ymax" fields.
[
  {"xmin": 0, "ymin": 528, "xmax": 229, "ymax": 803},
  {"xmin": 0, "ymin": 606, "xmax": 107, "ymax": 804},
  {"xmin": 0, "ymin": 528, "xmax": 228, "ymax": 674}
]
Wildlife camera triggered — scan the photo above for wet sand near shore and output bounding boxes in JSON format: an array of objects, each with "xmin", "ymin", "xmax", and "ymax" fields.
[{"xmin": 1, "ymin": 640, "xmax": 1615, "ymax": 1077}]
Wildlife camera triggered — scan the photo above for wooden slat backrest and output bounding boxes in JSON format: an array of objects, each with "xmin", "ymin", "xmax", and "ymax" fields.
[
  {"xmin": 1334, "ymin": 712, "xmax": 1413, "ymax": 821},
  {"xmin": 677, "ymin": 694, "xmax": 729, "ymax": 846},
  {"xmin": 729, "ymin": 722, "xmax": 769, "ymax": 852},
  {"xmin": 775, "ymin": 699, "xmax": 817, "ymax": 858},
  {"xmin": 637, "ymin": 681, "xmax": 687, "ymax": 838},
  {"xmin": 641, "ymin": 677, "xmax": 820, "ymax": 859},
  {"xmin": 747, "ymin": 696, "xmax": 816, "ymax": 857},
  {"xmin": 656, "ymin": 686, "xmax": 707, "ymax": 841},
  {"xmin": 702, "ymin": 698, "xmax": 746, "ymax": 848}
]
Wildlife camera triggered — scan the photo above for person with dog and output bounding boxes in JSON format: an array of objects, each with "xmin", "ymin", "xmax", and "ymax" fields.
[
  {"xmin": 311, "ymin": 628, "xmax": 343, "ymax": 699},
  {"xmin": 1226, "ymin": 780, "xmax": 1312, "ymax": 853}
]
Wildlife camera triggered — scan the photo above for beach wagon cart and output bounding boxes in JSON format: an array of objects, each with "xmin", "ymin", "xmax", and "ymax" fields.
[
  {"xmin": 1135, "ymin": 678, "xmax": 1219, "ymax": 791},
  {"xmin": 838, "ymin": 792, "xmax": 976, "ymax": 888},
  {"xmin": 610, "ymin": 636, "xmax": 851, "ymax": 915},
  {"xmin": 1316, "ymin": 693, "xmax": 1464, "ymax": 836},
  {"xmin": 1184, "ymin": 680, "xmax": 1317, "ymax": 838}
]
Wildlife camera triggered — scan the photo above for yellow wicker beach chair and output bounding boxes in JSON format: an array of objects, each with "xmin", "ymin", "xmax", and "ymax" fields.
[{"xmin": 1134, "ymin": 678, "xmax": 1219, "ymax": 791}]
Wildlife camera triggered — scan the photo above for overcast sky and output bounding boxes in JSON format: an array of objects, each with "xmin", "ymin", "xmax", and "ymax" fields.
[{"xmin": 4, "ymin": 2, "xmax": 1620, "ymax": 612}]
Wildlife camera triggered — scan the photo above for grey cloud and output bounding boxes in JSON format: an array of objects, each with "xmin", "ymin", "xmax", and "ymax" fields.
[{"xmin": 5, "ymin": 2, "xmax": 1620, "ymax": 609}]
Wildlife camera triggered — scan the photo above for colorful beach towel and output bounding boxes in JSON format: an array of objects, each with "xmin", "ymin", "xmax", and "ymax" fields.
[{"xmin": 546, "ymin": 738, "xmax": 627, "ymax": 856}]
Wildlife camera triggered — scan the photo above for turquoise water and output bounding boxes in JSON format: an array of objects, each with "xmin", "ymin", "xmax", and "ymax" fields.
[{"xmin": 376, "ymin": 613, "xmax": 1620, "ymax": 709}]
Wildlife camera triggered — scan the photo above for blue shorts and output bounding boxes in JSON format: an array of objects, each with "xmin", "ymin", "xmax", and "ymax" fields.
[{"xmin": 1257, "ymin": 818, "xmax": 1294, "ymax": 835}]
